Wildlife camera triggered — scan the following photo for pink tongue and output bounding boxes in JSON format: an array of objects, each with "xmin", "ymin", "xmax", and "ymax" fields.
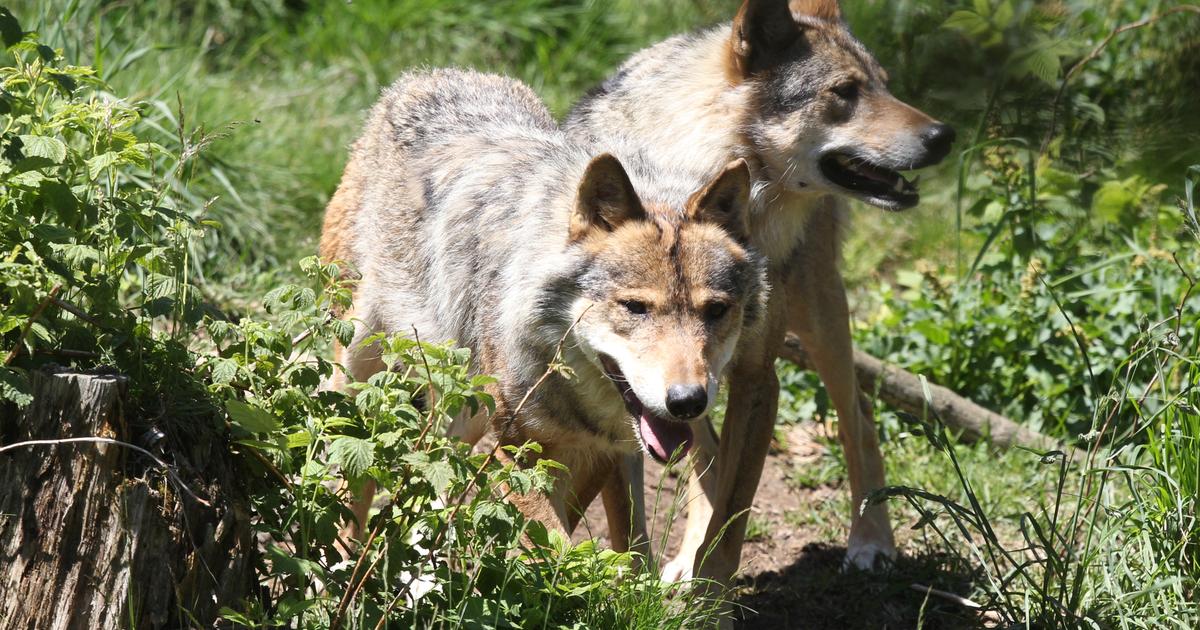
[{"xmin": 639, "ymin": 412, "xmax": 694, "ymax": 463}]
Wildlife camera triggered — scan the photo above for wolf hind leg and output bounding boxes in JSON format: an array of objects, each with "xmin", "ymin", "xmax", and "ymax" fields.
[{"xmin": 601, "ymin": 452, "xmax": 650, "ymax": 569}]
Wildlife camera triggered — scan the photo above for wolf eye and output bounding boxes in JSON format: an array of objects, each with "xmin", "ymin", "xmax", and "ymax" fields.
[
  {"xmin": 830, "ymin": 81, "xmax": 859, "ymax": 101},
  {"xmin": 702, "ymin": 302, "xmax": 730, "ymax": 321},
  {"xmin": 620, "ymin": 300, "xmax": 648, "ymax": 315}
]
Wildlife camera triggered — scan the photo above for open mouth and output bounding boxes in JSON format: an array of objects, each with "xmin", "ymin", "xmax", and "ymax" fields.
[
  {"xmin": 819, "ymin": 152, "xmax": 920, "ymax": 210},
  {"xmin": 598, "ymin": 355, "xmax": 693, "ymax": 464}
]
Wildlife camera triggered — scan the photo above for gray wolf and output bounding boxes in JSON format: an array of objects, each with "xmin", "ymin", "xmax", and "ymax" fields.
[
  {"xmin": 566, "ymin": 0, "xmax": 956, "ymax": 590},
  {"xmin": 319, "ymin": 69, "xmax": 766, "ymax": 546}
]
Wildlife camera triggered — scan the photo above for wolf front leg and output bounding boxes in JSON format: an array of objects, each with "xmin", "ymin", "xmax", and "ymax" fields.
[
  {"xmin": 692, "ymin": 344, "xmax": 782, "ymax": 625},
  {"xmin": 788, "ymin": 209, "xmax": 895, "ymax": 569},
  {"xmin": 661, "ymin": 419, "xmax": 719, "ymax": 582}
]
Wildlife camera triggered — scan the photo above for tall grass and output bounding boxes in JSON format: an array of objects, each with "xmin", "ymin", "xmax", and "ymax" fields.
[
  {"xmin": 871, "ymin": 163, "xmax": 1200, "ymax": 627},
  {"xmin": 13, "ymin": 0, "xmax": 733, "ymax": 296}
]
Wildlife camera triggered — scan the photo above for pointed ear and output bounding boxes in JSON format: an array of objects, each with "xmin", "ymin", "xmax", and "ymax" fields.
[
  {"xmin": 790, "ymin": 0, "xmax": 842, "ymax": 21},
  {"xmin": 688, "ymin": 159, "xmax": 752, "ymax": 243},
  {"xmin": 570, "ymin": 153, "xmax": 646, "ymax": 241},
  {"xmin": 730, "ymin": 0, "xmax": 801, "ymax": 76}
]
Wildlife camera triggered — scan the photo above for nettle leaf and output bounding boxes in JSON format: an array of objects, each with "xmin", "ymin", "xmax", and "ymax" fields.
[
  {"xmin": 85, "ymin": 151, "xmax": 120, "ymax": 180},
  {"xmin": 330, "ymin": 318, "xmax": 355, "ymax": 346},
  {"xmin": 209, "ymin": 357, "xmax": 239, "ymax": 384},
  {"xmin": 267, "ymin": 545, "xmax": 325, "ymax": 580},
  {"xmin": 329, "ymin": 436, "xmax": 375, "ymax": 477},
  {"xmin": 1016, "ymin": 47, "xmax": 1060, "ymax": 85},
  {"xmin": 943, "ymin": 11, "xmax": 989, "ymax": 37},
  {"xmin": 226, "ymin": 399, "xmax": 281, "ymax": 434},
  {"xmin": 423, "ymin": 459, "xmax": 455, "ymax": 495},
  {"xmin": 0, "ymin": 367, "xmax": 34, "ymax": 408},
  {"xmin": 473, "ymin": 501, "xmax": 513, "ymax": 529},
  {"xmin": 31, "ymin": 223, "xmax": 74, "ymax": 242},
  {"xmin": 286, "ymin": 430, "xmax": 313, "ymax": 449},
  {"xmin": 17, "ymin": 135, "xmax": 67, "ymax": 164}
]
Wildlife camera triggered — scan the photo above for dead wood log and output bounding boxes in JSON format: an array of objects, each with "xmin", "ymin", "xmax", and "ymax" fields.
[
  {"xmin": 0, "ymin": 370, "xmax": 255, "ymax": 629},
  {"xmin": 779, "ymin": 334, "xmax": 1066, "ymax": 453}
]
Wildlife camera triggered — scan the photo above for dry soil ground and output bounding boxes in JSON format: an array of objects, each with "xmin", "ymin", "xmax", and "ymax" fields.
[{"xmin": 574, "ymin": 423, "xmax": 984, "ymax": 629}]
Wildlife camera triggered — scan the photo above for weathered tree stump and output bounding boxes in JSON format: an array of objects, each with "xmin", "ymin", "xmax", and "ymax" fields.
[{"xmin": 0, "ymin": 370, "xmax": 255, "ymax": 629}]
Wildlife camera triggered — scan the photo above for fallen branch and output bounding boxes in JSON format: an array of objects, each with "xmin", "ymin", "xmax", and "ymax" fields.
[{"xmin": 779, "ymin": 334, "xmax": 1065, "ymax": 453}]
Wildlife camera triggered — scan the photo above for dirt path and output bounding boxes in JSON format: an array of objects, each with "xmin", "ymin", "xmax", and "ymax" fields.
[{"xmin": 574, "ymin": 424, "xmax": 981, "ymax": 629}]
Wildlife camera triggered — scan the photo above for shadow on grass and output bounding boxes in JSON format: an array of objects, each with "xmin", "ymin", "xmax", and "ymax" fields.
[{"xmin": 732, "ymin": 543, "xmax": 985, "ymax": 630}]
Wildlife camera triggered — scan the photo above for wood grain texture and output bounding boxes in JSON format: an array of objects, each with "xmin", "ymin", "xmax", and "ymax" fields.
[{"xmin": 0, "ymin": 370, "xmax": 254, "ymax": 629}]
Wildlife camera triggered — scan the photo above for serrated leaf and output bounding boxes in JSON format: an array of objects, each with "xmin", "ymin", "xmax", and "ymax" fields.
[
  {"xmin": 422, "ymin": 459, "xmax": 455, "ymax": 495},
  {"xmin": 209, "ymin": 357, "xmax": 239, "ymax": 384},
  {"xmin": 85, "ymin": 151, "xmax": 120, "ymax": 180},
  {"xmin": 17, "ymin": 135, "xmax": 67, "ymax": 164},
  {"xmin": 1014, "ymin": 46, "xmax": 1060, "ymax": 86},
  {"xmin": 993, "ymin": 0, "xmax": 1014, "ymax": 28},
  {"xmin": 943, "ymin": 10, "xmax": 989, "ymax": 36},
  {"xmin": 267, "ymin": 545, "xmax": 325, "ymax": 580},
  {"xmin": 330, "ymin": 318, "xmax": 355, "ymax": 346},
  {"xmin": 285, "ymin": 430, "xmax": 313, "ymax": 449},
  {"xmin": 472, "ymin": 501, "xmax": 512, "ymax": 528},
  {"xmin": 31, "ymin": 223, "xmax": 73, "ymax": 242},
  {"xmin": 329, "ymin": 436, "xmax": 375, "ymax": 477},
  {"xmin": 0, "ymin": 367, "xmax": 33, "ymax": 407},
  {"xmin": 226, "ymin": 399, "xmax": 280, "ymax": 434}
]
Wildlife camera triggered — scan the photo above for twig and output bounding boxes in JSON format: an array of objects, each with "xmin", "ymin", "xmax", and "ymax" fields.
[
  {"xmin": 36, "ymin": 348, "xmax": 99, "ymax": 359},
  {"xmin": 410, "ymin": 326, "xmax": 440, "ymax": 451},
  {"xmin": 1042, "ymin": 6, "xmax": 1200, "ymax": 154},
  {"xmin": 290, "ymin": 312, "xmax": 333, "ymax": 349},
  {"xmin": 0, "ymin": 436, "xmax": 211, "ymax": 507},
  {"xmin": 50, "ymin": 296, "xmax": 105, "ymax": 329},
  {"xmin": 1170, "ymin": 252, "xmax": 1196, "ymax": 340},
  {"xmin": 4, "ymin": 284, "xmax": 62, "ymax": 365},
  {"xmin": 909, "ymin": 583, "xmax": 983, "ymax": 609},
  {"xmin": 330, "ymin": 508, "xmax": 389, "ymax": 630}
]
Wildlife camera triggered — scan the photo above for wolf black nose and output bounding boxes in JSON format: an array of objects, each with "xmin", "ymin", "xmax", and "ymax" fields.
[
  {"xmin": 666, "ymin": 384, "xmax": 707, "ymax": 419},
  {"xmin": 920, "ymin": 123, "xmax": 956, "ymax": 164}
]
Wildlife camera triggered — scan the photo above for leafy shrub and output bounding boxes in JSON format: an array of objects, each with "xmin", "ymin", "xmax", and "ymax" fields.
[
  {"xmin": 0, "ymin": 6, "xmax": 205, "ymax": 413},
  {"xmin": 0, "ymin": 11, "xmax": 721, "ymax": 628}
]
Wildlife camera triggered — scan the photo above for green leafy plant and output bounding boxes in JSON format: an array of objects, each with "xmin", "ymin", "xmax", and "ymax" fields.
[{"xmin": 1, "ymin": 10, "xmax": 724, "ymax": 628}]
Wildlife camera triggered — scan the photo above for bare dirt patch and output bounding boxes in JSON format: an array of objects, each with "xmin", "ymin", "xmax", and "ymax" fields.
[{"xmin": 575, "ymin": 423, "xmax": 983, "ymax": 629}]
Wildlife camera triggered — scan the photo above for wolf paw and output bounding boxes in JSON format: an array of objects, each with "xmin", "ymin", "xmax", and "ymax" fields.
[
  {"xmin": 661, "ymin": 557, "xmax": 694, "ymax": 582},
  {"xmin": 844, "ymin": 540, "xmax": 897, "ymax": 571}
]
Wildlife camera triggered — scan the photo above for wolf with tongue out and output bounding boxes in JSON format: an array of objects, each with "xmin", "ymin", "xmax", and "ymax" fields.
[{"xmin": 321, "ymin": 68, "xmax": 767, "ymax": 556}]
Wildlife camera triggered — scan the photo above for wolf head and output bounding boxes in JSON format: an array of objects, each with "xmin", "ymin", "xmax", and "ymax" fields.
[
  {"xmin": 730, "ymin": 0, "xmax": 955, "ymax": 210},
  {"xmin": 568, "ymin": 155, "xmax": 765, "ymax": 462}
]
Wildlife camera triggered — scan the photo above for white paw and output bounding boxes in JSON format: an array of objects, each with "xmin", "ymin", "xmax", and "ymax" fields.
[
  {"xmin": 661, "ymin": 556, "xmax": 694, "ymax": 582},
  {"xmin": 844, "ymin": 540, "xmax": 897, "ymax": 571}
]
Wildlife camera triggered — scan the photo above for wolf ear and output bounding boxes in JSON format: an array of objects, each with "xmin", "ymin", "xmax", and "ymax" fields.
[
  {"xmin": 689, "ymin": 159, "xmax": 752, "ymax": 243},
  {"xmin": 731, "ymin": 0, "xmax": 800, "ymax": 75},
  {"xmin": 570, "ymin": 153, "xmax": 647, "ymax": 241},
  {"xmin": 790, "ymin": 0, "xmax": 842, "ymax": 21},
  {"xmin": 731, "ymin": 0, "xmax": 842, "ymax": 75}
]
